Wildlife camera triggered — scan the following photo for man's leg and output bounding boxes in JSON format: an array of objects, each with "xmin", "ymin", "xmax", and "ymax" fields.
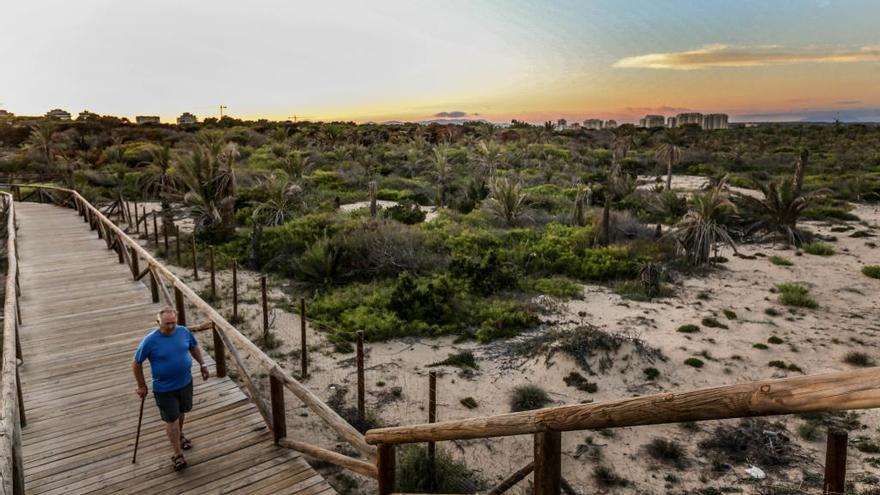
[
  {"xmin": 178, "ymin": 413, "xmax": 185, "ymax": 442},
  {"xmin": 164, "ymin": 419, "xmax": 181, "ymax": 456}
]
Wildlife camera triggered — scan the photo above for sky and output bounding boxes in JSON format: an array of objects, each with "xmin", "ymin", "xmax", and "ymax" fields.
[{"xmin": 1, "ymin": 0, "xmax": 879, "ymax": 124}]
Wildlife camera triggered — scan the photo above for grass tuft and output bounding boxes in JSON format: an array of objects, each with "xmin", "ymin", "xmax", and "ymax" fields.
[
  {"xmin": 802, "ymin": 242, "xmax": 835, "ymax": 256},
  {"xmin": 769, "ymin": 256, "xmax": 794, "ymax": 266},
  {"xmin": 863, "ymin": 265, "xmax": 880, "ymax": 279},
  {"xmin": 509, "ymin": 384, "xmax": 552, "ymax": 412},
  {"xmin": 844, "ymin": 351, "xmax": 875, "ymax": 367},
  {"xmin": 776, "ymin": 282, "xmax": 818, "ymax": 309},
  {"xmin": 676, "ymin": 324, "xmax": 700, "ymax": 333}
]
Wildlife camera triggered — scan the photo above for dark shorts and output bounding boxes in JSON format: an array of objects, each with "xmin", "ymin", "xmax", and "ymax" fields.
[{"xmin": 153, "ymin": 380, "xmax": 193, "ymax": 423}]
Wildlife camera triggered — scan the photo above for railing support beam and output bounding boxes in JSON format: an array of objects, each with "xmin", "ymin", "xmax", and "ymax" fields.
[
  {"xmin": 823, "ymin": 429, "xmax": 848, "ymax": 494},
  {"xmin": 534, "ymin": 431, "xmax": 561, "ymax": 495},
  {"xmin": 270, "ymin": 375, "xmax": 287, "ymax": 444}
]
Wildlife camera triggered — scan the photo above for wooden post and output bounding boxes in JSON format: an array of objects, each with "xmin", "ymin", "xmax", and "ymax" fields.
[
  {"xmin": 115, "ymin": 238, "xmax": 124, "ymax": 264},
  {"xmin": 428, "ymin": 371, "xmax": 437, "ymax": 466},
  {"xmin": 209, "ymin": 246, "xmax": 216, "ymax": 300},
  {"xmin": 377, "ymin": 443, "xmax": 396, "ymax": 495},
  {"xmin": 129, "ymin": 246, "xmax": 139, "ymax": 279},
  {"xmin": 152, "ymin": 213, "xmax": 158, "ymax": 245},
  {"xmin": 191, "ymin": 235, "xmax": 199, "ymax": 280},
  {"xmin": 174, "ymin": 287, "xmax": 187, "ymax": 326},
  {"xmin": 142, "ymin": 207, "xmax": 148, "ymax": 238},
  {"xmin": 16, "ymin": 365, "xmax": 25, "ymax": 427},
  {"xmin": 212, "ymin": 323, "xmax": 226, "ymax": 378},
  {"xmin": 300, "ymin": 297, "xmax": 308, "ymax": 378},
  {"xmin": 149, "ymin": 272, "xmax": 160, "ymax": 303},
  {"xmin": 232, "ymin": 258, "xmax": 239, "ymax": 322},
  {"xmin": 261, "ymin": 275, "xmax": 269, "ymax": 341},
  {"xmin": 175, "ymin": 225, "xmax": 181, "ymax": 265},
  {"xmin": 356, "ymin": 331, "xmax": 365, "ymax": 422},
  {"xmin": 534, "ymin": 431, "xmax": 562, "ymax": 495},
  {"xmin": 125, "ymin": 200, "xmax": 133, "ymax": 226},
  {"xmin": 270, "ymin": 375, "xmax": 287, "ymax": 444},
  {"xmin": 823, "ymin": 429, "xmax": 848, "ymax": 494},
  {"xmin": 134, "ymin": 203, "xmax": 140, "ymax": 233},
  {"xmin": 163, "ymin": 217, "xmax": 169, "ymax": 253}
]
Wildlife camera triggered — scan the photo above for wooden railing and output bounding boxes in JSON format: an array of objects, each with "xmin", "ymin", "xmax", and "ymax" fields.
[
  {"xmin": 6, "ymin": 185, "xmax": 379, "ymax": 481},
  {"xmin": 0, "ymin": 192, "xmax": 25, "ymax": 495},
  {"xmin": 365, "ymin": 367, "xmax": 880, "ymax": 493}
]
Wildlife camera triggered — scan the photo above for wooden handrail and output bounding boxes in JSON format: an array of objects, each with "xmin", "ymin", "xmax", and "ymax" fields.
[
  {"xmin": 366, "ymin": 367, "xmax": 880, "ymax": 445},
  {"xmin": 0, "ymin": 192, "xmax": 24, "ymax": 495},
  {"xmin": 11, "ymin": 185, "xmax": 376, "ymax": 471}
]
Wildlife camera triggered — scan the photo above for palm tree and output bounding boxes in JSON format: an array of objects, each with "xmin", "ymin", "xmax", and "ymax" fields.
[
  {"xmin": 476, "ymin": 140, "xmax": 503, "ymax": 184},
  {"xmin": 488, "ymin": 176, "xmax": 528, "ymax": 226},
  {"xmin": 174, "ymin": 137, "xmax": 238, "ymax": 239},
  {"xmin": 738, "ymin": 149, "xmax": 826, "ymax": 246},
  {"xmin": 279, "ymin": 151, "xmax": 311, "ymax": 180},
  {"xmin": 656, "ymin": 129, "xmax": 686, "ymax": 191},
  {"xmin": 430, "ymin": 145, "xmax": 452, "ymax": 207},
  {"xmin": 670, "ymin": 175, "xmax": 736, "ymax": 265},
  {"xmin": 139, "ymin": 144, "xmax": 181, "ymax": 233},
  {"xmin": 251, "ymin": 173, "xmax": 302, "ymax": 226},
  {"xmin": 27, "ymin": 122, "xmax": 56, "ymax": 167}
]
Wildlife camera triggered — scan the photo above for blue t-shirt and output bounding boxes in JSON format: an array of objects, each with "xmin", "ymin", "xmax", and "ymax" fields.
[{"xmin": 134, "ymin": 325, "xmax": 198, "ymax": 393}]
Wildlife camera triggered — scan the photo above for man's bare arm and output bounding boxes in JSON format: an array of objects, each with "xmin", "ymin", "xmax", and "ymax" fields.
[
  {"xmin": 132, "ymin": 360, "xmax": 148, "ymax": 397},
  {"xmin": 189, "ymin": 346, "xmax": 206, "ymax": 367}
]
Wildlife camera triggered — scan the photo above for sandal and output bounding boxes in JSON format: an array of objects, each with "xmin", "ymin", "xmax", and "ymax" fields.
[
  {"xmin": 172, "ymin": 453, "xmax": 188, "ymax": 471},
  {"xmin": 180, "ymin": 435, "xmax": 192, "ymax": 450}
]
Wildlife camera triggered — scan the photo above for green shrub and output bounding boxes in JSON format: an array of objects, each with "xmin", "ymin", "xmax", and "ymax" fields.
[
  {"xmin": 460, "ymin": 397, "xmax": 478, "ymax": 409},
  {"xmin": 593, "ymin": 465, "xmax": 629, "ymax": 487},
  {"xmin": 769, "ymin": 256, "xmax": 793, "ymax": 266},
  {"xmin": 449, "ymin": 249, "xmax": 516, "ymax": 295},
  {"xmin": 474, "ymin": 299, "xmax": 539, "ymax": 342},
  {"xmin": 723, "ymin": 309, "xmax": 737, "ymax": 320},
  {"xmin": 613, "ymin": 280, "xmax": 675, "ymax": 301},
  {"xmin": 768, "ymin": 336, "xmax": 784, "ymax": 344},
  {"xmin": 429, "ymin": 351, "xmax": 478, "ymax": 369},
  {"xmin": 396, "ymin": 445, "xmax": 483, "ymax": 493},
  {"xmin": 684, "ymin": 358, "xmax": 704, "ymax": 368},
  {"xmin": 802, "ymin": 242, "xmax": 835, "ymax": 256},
  {"xmin": 753, "ymin": 343, "xmax": 768, "ymax": 350},
  {"xmin": 802, "ymin": 206, "xmax": 859, "ymax": 222},
  {"xmin": 776, "ymin": 283, "xmax": 818, "ymax": 309},
  {"xmin": 676, "ymin": 324, "xmax": 700, "ymax": 334},
  {"xmin": 510, "ymin": 384, "xmax": 552, "ymax": 412},
  {"xmin": 645, "ymin": 438, "xmax": 688, "ymax": 469},
  {"xmin": 862, "ymin": 265, "xmax": 880, "ymax": 279},
  {"xmin": 519, "ymin": 276, "xmax": 582, "ymax": 299},
  {"xmin": 563, "ymin": 371, "xmax": 598, "ymax": 393},
  {"xmin": 765, "ymin": 307, "xmax": 782, "ymax": 316},
  {"xmin": 701, "ymin": 317, "xmax": 728, "ymax": 329},
  {"xmin": 384, "ymin": 200, "xmax": 426, "ymax": 225},
  {"xmin": 844, "ymin": 352, "xmax": 875, "ymax": 367},
  {"xmin": 643, "ymin": 367, "xmax": 660, "ymax": 380}
]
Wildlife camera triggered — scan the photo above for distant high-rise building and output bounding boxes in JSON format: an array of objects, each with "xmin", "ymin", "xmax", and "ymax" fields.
[
  {"xmin": 583, "ymin": 119, "xmax": 603, "ymax": 130},
  {"xmin": 177, "ymin": 112, "xmax": 197, "ymax": 125},
  {"xmin": 666, "ymin": 117, "xmax": 678, "ymax": 128},
  {"xmin": 136, "ymin": 115, "xmax": 161, "ymax": 125},
  {"xmin": 45, "ymin": 108, "xmax": 71, "ymax": 120},
  {"xmin": 702, "ymin": 113, "xmax": 729, "ymax": 130},
  {"xmin": 77, "ymin": 110, "xmax": 99, "ymax": 121},
  {"xmin": 676, "ymin": 112, "xmax": 703, "ymax": 127},
  {"xmin": 644, "ymin": 115, "xmax": 665, "ymax": 128},
  {"xmin": 604, "ymin": 120, "xmax": 617, "ymax": 128}
]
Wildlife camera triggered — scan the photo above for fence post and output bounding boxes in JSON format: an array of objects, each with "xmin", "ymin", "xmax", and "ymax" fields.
[
  {"xmin": 209, "ymin": 246, "xmax": 216, "ymax": 300},
  {"xmin": 261, "ymin": 275, "xmax": 269, "ymax": 342},
  {"xmin": 176, "ymin": 225, "xmax": 181, "ymax": 265},
  {"xmin": 300, "ymin": 297, "xmax": 308, "ymax": 378},
  {"xmin": 212, "ymin": 323, "xmax": 226, "ymax": 378},
  {"xmin": 428, "ymin": 371, "xmax": 437, "ymax": 470},
  {"xmin": 191, "ymin": 235, "xmax": 199, "ymax": 280},
  {"xmin": 232, "ymin": 258, "xmax": 238, "ymax": 321},
  {"xmin": 356, "ymin": 331, "xmax": 365, "ymax": 423},
  {"xmin": 141, "ymin": 207, "xmax": 147, "ymax": 239},
  {"xmin": 149, "ymin": 272, "xmax": 160, "ymax": 303},
  {"xmin": 134, "ymin": 203, "xmax": 139, "ymax": 233},
  {"xmin": 377, "ymin": 443, "xmax": 396, "ymax": 495},
  {"xmin": 823, "ymin": 429, "xmax": 848, "ymax": 494},
  {"xmin": 534, "ymin": 431, "xmax": 562, "ymax": 495},
  {"xmin": 163, "ymin": 217, "xmax": 169, "ymax": 253},
  {"xmin": 270, "ymin": 375, "xmax": 287, "ymax": 444},
  {"xmin": 174, "ymin": 287, "xmax": 187, "ymax": 326},
  {"xmin": 152, "ymin": 214, "xmax": 158, "ymax": 245},
  {"xmin": 129, "ymin": 247, "xmax": 139, "ymax": 280},
  {"xmin": 115, "ymin": 237, "xmax": 124, "ymax": 264}
]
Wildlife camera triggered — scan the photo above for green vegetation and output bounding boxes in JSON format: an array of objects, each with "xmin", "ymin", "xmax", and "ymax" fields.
[
  {"xmin": 802, "ymin": 242, "xmax": 835, "ymax": 256},
  {"xmin": 769, "ymin": 255, "xmax": 793, "ymax": 266},
  {"xmin": 459, "ymin": 397, "xmax": 478, "ymax": 409},
  {"xmin": 563, "ymin": 371, "xmax": 598, "ymax": 393},
  {"xmin": 844, "ymin": 352, "xmax": 875, "ymax": 367},
  {"xmin": 701, "ymin": 317, "xmax": 729, "ymax": 329},
  {"xmin": 775, "ymin": 282, "xmax": 818, "ymax": 309},
  {"xmin": 643, "ymin": 367, "xmax": 660, "ymax": 380},
  {"xmin": 428, "ymin": 350, "xmax": 478, "ymax": 369},
  {"xmin": 676, "ymin": 324, "xmax": 700, "ymax": 334},
  {"xmin": 396, "ymin": 445, "xmax": 483, "ymax": 493},
  {"xmin": 863, "ymin": 265, "xmax": 880, "ymax": 279},
  {"xmin": 684, "ymin": 358, "xmax": 704, "ymax": 368},
  {"xmin": 723, "ymin": 309, "xmax": 737, "ymax": 320},
  {"xmin": 509, "ymin": 384, "xmax": 552, "ymax": 412}
]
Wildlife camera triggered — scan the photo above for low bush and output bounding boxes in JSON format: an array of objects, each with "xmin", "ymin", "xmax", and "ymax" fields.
[
  {"xmin": 429, "ymin": 350, "xmax": 478, "ymax": 369},
  {"xmin": 769, "ymin": 255, "xmax": 793, "ymax": 266},
  {"xmin": 802, "ymin": 206, "xmax": 859, "ymax": 221},
  {"xmin": 563, "ymin": 371, "xmax": 598, "ymax": 393},
  {"xmin": 863, "ymin": 265, "xmax": 880, "ymax": 279},
  {"xmin": 519, "ymin": 276, "xmax": 582, "ymax": 299},
  {"xmin": 684, "ymin": 358, "xmax": 704, "ymax": 368},
  {"xmin": 753, "ymin": 343, "xmax": 768, "ymax": 350},
  {"xmin": 643, "ymin": 367, "xmax": 660, "ymax": 380},
  {"xmin": 396, "ymin": 444, "xmax": 483, "ymax": 493},
  {"xmin": 613, "ymin": 280, "xmax": 675, "ymax": 301},
  {"xmin": 776, "ymin": 282, "xmax": 818, "ymax": 309},
  {"xmin": 677, "ymin": 324, "xmax": 700, "ymax": 334},
  {"xmin": 768, "ymin": 336, "xmax": 784, "ymax": 344},
  {"xmin": 802, "ymin": 242, "xmax": 835, "ymax": 256},
  {"xmin": 593, "ymin": 465, "xmax": 629, "ymax": 487},
  {"xmin": 645, "ymin": 438, "xmax": 688, "ymax": 469},
  {"xmin": 844, "ymin": 351, "xmax": 875, "ymax": 367},
  {"xmin": 701, "ymin": 317, "xmax": 728, "ymax": 329},
  {"xmin": 510, "ymin": 384, "xmax": 552, "ymax": 412},
  {"xmin": 723, "ymin": 309, "xmax": 737, "ymax": 320},
  {"xmin": 459, "ymin": 397, "xmax": 478, "ymax": 409},
  {"xmin": 384, "ymin": 200, "xmax": 426, "ymax": 224},
  {"xmin": 699, "ymin": 419, "xmax": 797, "ymax": 468}
]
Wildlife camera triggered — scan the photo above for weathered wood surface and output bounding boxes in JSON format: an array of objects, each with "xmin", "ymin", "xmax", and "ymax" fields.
[
  {"xmin": 16, "ymin": 202, "xmax": 335, "ymax": 494},
  {"xmin": 366, "ymin": 366, "xmax": 880, "ymax": 445}
]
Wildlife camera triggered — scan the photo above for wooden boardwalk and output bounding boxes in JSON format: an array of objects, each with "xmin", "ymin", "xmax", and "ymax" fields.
[{"xmin": 15, "ymin": 203, "xmax": 335, "ymax": 495}]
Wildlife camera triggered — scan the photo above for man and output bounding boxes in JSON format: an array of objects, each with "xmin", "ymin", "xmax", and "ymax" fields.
[{"xmin": 133, "ymin": 307, "xmax": 210, "ymax": 471}]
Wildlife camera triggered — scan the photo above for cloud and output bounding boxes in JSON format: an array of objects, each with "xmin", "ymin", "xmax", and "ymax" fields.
[
  {"xmin": 433, "ymin": 110, "xmax": 469, "ymax": 118},
  {"xmin": 835, "ymin": 100, "xmax": 861, "ymax": 105},
  {"xmin": 736, "ymin": 107, "xmax": 880, "ymax": 123},
  {"xmin": 623, "ymin": 105, "xmax": 693, "ymax": 115},
  {"xmin": 613, "ymin": 44, "xmax": 880, "ymax": 70}
]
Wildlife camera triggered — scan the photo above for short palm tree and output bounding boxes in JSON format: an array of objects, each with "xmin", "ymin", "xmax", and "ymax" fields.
[
  {"xmin": 488, "ymin": 176, "xmax": 528, "ymax": 226},
  {"xmin": 431, "ymin": 145, "xmax": 452, "ymax": 207},
  {"xmin": 174, "ymin": 139, "xmax": 238, "ymax": 239},
  {"xmin": 670, "ymin": 175, "xmax": 736, "ymax": 265},
  {"xmin": 251, "ymin": 173, "xmax": 302, "ymax": 226},
  {"xmin": 27, "ymin": 122, "xmax": 56, "ymax": 167},
  {"xmin": 656, "ymin": 129, "xmax": 686, "ymax": 191}
]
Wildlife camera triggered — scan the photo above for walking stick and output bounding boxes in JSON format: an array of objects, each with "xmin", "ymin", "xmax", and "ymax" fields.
[{"xmin": 132, "ymin": 395, "xmax": 145, "ymax": 464}]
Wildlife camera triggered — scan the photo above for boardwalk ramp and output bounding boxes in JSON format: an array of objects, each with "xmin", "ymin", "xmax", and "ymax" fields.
[{"xmin": 15, "ymin": 202, "xmax": 334, "ymax": 494}]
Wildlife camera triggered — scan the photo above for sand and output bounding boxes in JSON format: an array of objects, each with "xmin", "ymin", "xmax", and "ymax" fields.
[{"xmin": 125, "ymin": 180, "xmax": 880, "ymax": 493}]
